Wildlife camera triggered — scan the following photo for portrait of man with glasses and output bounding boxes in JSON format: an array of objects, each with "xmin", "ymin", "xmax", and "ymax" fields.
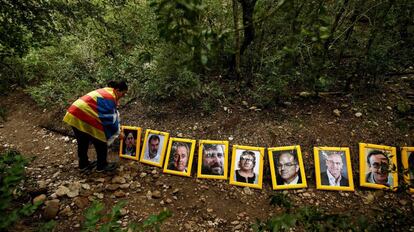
[
  {"xmin": 320, "ymin": 151, "xmax": 349, "ymax": 186},
  {"xmin": 274, "ymin": 150, "xmax": 302, "ymax": 185},
  {"xmin": 365, "ymin": 150, "xmax": 394, "ymax": 186}
]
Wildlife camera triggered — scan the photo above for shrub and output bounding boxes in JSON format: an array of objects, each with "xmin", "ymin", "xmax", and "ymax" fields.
[{"xmin": 0, "ymin": 150, "xmax": 41, "ymax": 230}]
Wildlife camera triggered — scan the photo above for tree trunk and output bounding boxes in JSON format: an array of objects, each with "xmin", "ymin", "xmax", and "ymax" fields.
[
  {"xmin": 233, "ymin": 0, "xmax": 241, "ymax": 79},
  {"xmin": 238, "ymin": 0, "xmax": 257, "ymax": 55}
]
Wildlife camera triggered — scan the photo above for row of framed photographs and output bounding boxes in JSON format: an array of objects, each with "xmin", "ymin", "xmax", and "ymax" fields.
[{"xmin": 119, "ymin": 126, "xmax": 414, "ymax": 192}]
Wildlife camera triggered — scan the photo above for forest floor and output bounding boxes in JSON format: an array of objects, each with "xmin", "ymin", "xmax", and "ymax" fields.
[{"xmin": 1, "ymin": 75, "xmax": 414, "ymax": 231}]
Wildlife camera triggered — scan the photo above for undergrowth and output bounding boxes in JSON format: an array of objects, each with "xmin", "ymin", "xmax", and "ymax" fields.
[
  {"xmin": 253, "ymin": 193, "xmax": 414, "ymax": 232},
  {"xmin": 0, "ymin": 149, "xmax": 41, "ymax": 230},
  {"xmin": 82, "ymin": 200, "xmax": 172, "ymax": 232}
]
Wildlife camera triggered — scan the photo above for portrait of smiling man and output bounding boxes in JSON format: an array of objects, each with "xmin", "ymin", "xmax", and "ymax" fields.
[
  {"xmin": 365, "ymin": 150, "xmax": 393, "ymax": 186},
  {"xmin": 275, "ymin": 151, "xmax": 302, "ymax": 185},
  {"xmin": 320, "ymin": 151, "xmax": 349, "ymax": 186}
]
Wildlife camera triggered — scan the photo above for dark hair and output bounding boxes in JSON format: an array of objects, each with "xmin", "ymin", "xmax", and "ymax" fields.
[
  {"xmin": 148, "ymin": 134, "xmax": 160, "ymax": 143},
  {"xmin": 367, "ymin": 150, "xmax": 386, "ymax": 166},
  {"xmin": 203, "ymin": 144, "xmax": 224, "ymax": 152},
  {"xmin": 276, "ymin": 150, "xmax": 298, "ymax": 164},
  {"xmin": 240, "ymin": 150, "xmax": 256, "ymax": 165},
  {"xmin": 108, "ymin": 80, "xmax": 128, "ymax": 91}
]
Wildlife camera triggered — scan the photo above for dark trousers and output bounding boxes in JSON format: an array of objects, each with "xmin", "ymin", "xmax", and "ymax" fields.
[{"xmin": 72, "ymin": 127, "xmax": 108, "ymax": 169}]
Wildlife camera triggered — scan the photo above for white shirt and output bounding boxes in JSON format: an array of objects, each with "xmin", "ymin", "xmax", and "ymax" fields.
[
  {"xmin": 327, "ymin": 170, "xmax": 341, "ymax": 186},
  {"xmin": 284, "ymin": 175, "xmax": 299, "ymax": 185},
  {"xmin": 144, "ymin": 152, "xmax": 160, "ymax": 163}
]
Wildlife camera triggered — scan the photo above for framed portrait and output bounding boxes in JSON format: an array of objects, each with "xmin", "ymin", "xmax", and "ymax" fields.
[
  {"xmin": 197, "ymin": 140, "xmax": 229, "ymax": 180},
  {"xmin": 401, "ymin": 147, "xmax": 414, "ymax": 193},
  {"xmin": 229, "ymin": 145, "xmax": 265, "ymax": 189},
  {"xmin": 139, "ymin": 129, "xmax": 169, "ymax": 167},
  {"xmin": 268, "ymin": 146, "xmax": 307, "ymax": 190},
  {"xmin": 163, "ymin": 137, "xmax": 196, "ymax": 177},
  {"xmin": 314, "ymin": 147, "xmax": 354, "ymax": 191},
  {"xmin": 119, "ymin": 126, "xmax": 142, "ymax": 161},
  {"xmin": 359, "ymin": 143, "xmax": 398, "ymax": 190}
]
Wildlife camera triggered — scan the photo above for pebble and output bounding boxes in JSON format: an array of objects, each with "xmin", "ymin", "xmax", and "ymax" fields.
[
  {"xmin": 107, "ymin": 184, "xmax": 120, "ymax": 191},
  {"xmin": 152, "ymin": 190, "xmax": 162, "ymax": 199},
  {"xmin": 119, "ymin": 183, "xmax": 130, "ymax": 189},
  {"xmin": 55, "ymin": 186, "xmax": 70, "ymax": 197},
  {"xmin": 43, "ymin": 200, "xmax": 60, "ymax": 220},
  {"xmin": 112, "ymin": 176, "xmax": 126, "ymax": 184},
  {"xmin": 114, "ymin": 190, "xmax": 126, "ymax": 198},
  {"xmin": 33, "ymin": 194, "xmax": 47, "ymax": 205},
  {"xmin": 74, "ymin": 197, "xmax": 89, "ymax": 209},
  {"xmin": 355, "ymin": 112, "xmax": 363, "ymax": 117}
]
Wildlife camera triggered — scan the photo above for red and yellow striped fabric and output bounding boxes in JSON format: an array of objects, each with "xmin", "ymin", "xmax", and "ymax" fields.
[{"xmin": 63, "ymin": 87, "xmax": 120, "ymax": 143}]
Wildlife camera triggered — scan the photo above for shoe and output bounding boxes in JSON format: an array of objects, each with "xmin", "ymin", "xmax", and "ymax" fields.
[
  {"xmin": 80, "ymin": 160, "xmax": 97, "ymax": 173},
  {"xmin": 96, "ymin": 162, "xmax": 117, "ymax": 173}
]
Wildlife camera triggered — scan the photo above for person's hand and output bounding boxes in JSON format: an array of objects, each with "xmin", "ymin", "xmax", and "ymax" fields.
[{"xmin": 119, "ymin": 132, "xmax": 125, "ymax": 140}]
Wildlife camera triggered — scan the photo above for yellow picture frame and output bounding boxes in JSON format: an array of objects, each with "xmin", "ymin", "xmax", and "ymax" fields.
[
  {"xmin": 229, "ymin": 145, "xmax": 265, "ymax": 189},
  {"xmin": 119, "ymin": 126, "xmax": 142, "ymax": 161},
  {"xmin": 268, "ymin": 146, "xmax": 307, "ymax": 190},
  {"xmin": 139, "ymin": 129, "xmax": 169, "ymax": 167},
  {"xmin": 314, "ymin": 147, "xmax": 354, "ymax": 191},
  {"xmin": 163, "ymin": 137, "xmax": 196, "ymax": 177},
  {"xmin": 197, "ymin": 140, "xmax": 229, "ymax": 180},
  {"xmin": 401, "ymin": 147, "xmax": 414, "ymax": 193},
  {"xmin": 359, "ymin": 143, "xmax": 398, "ymax": 190}
]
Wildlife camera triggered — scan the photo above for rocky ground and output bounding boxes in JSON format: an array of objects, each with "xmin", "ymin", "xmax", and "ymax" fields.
[{"xmin": 0, "ymin": 75, "xmax": 414, "ymax": 231}]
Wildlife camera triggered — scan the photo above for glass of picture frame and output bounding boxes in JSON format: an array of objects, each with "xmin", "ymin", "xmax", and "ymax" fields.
[
  {"xmin": 229, "ymin": 145, "xmax": 265, "ymax": 189},
  {"xmin": 119, "ymin": 126, "xmax": 142, "ymax": 161},
  {"xmin": 314, "ymin": 147, "xmax": 354, "ymax": 191},
  {"xmin": 139, "ymin": 129, "xmax": 170, "ymax": 167},
  {"xmin": 197, "ymin": 140, "xmax": 229, "ymax": 180},
  {"xmin": 163, "ymin": 137, "xmax": 196, "ymax": 177},
  {"xmin": 359, "ymin": 143, "xmax": 398, "ymax": 190},
  {"xmin": 268, "ymin": 145, "xmax": 307, "ymax": 190},
  {"xmin": 401, "ymin": 147, "xmax": 414, "ymax": 193}
]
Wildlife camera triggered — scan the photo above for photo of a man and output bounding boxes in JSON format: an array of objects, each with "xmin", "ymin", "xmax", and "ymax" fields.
[
  {"xmin": 320, "ymin": 151, "xmax": 349, "ymax": 186},
  {"xmin": 201, "ymin": 144, "xmax": 225, "ymax": 176},
  {"xmin": 365, "ymin": 149, "xmax": 393, "ymax": 187},
  {"xmin": 144, "ymin": 134, "xmax": 162, "ymax": 163},
  {"xmin": 167, "ymin": 142, "xmax": 191, "ymax": 172},
  {"xmin": 274, "ymin": 150, "xmax": 302, "ymax": 185}
]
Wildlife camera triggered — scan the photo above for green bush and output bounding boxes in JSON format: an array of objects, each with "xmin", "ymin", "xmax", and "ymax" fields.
[
  {"xmin": 0, "ymin": 150, "xmax": 41, "ymax": 230},
  {"xmin": 82, "ymin": 200, "xmax": 172, "ymax": 232}
]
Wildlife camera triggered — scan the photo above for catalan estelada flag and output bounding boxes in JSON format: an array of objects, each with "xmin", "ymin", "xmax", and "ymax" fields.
[{"xmin": 63, "ymin": 87, "xmax": 120, "ymax": 144}]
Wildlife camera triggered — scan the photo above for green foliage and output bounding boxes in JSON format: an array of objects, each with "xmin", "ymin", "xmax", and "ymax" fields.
[
  {"xmin": 269, "ymin": 193, "xmax": 292, "ymax": 210},
  {"xmin": 396, "ymin": 100, "xmax": 412, "ymax": 116},
  {"xmin": 253, "ymin": 206, "xmax": 365, "ymax": 232},
  {"xmin": 2, "ymin": 0, "xmax": 413, "ymax": 108},
  {"xmin": 135, "ymin": 209, "xmax": 172, "ymax": 232},
  {"xmin": 0, "ymin": 149, "xmax": 41, "ymax": 230},
  {"xmin": 0, "ymin": 106, "xmax": 6, "ymax": 121},
  {"xmin": 37, "ymin": 220, "xmax": 57, "ymax": 232},
  {"xmin": 82, "ymin": 200, "xmax": 172, "ymax": 232}
]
